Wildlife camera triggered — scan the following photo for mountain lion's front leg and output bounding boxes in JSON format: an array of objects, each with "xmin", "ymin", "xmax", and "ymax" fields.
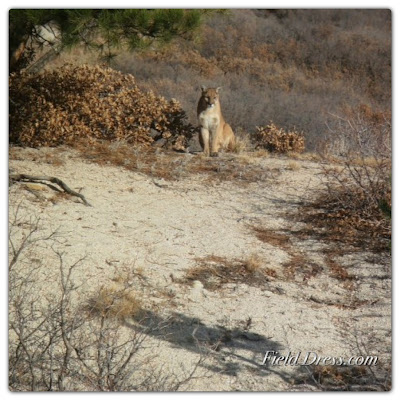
[
  {"xmin": 210, "ymin": 123, "xmax": 221, "ymax": 157},
  {"xmin": 200, "ymin": 127, "xmax": 210, "ymax": 157}
]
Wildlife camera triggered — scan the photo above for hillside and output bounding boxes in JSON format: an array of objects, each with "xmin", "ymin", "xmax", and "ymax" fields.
[
  {"xmin": 39, "ymin": 10, "xmax": 392, "ymax": 152},
  {"xmin": 113, "ymin": 9, "xmax": 391, "ymax": 150}
]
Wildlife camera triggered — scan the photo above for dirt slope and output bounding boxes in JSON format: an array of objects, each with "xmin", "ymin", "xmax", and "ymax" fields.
[{"xmin": 9, "ymin": 146, "xmax": 391, "ymax": 391}]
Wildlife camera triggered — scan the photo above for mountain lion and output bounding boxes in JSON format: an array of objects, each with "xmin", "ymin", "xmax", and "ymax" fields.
[{"xmin": 197, "ymin": 86, "xmax": 236, "ymax": 157}]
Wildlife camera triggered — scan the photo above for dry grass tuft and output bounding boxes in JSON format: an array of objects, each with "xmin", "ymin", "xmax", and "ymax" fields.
[
  {"xmin": 87, "ymin": 284, "xmax": 141, "ymax": 320},
  {"xmin": 324, "ymin": 253, "xmax": 353, "ymax": 281},
  {"xmin": 252, "ymin": 226, "xmax": 344, "ymax": 284},
  {"xmin": 74, "ymin": 139, "xmax": 183, "ymax": 180},
  {"xmin": 292, "ymin": 152, "xmax": 322, "ymax": 161},
  {"xmin": 232, "ymin": 129, "xmax": 252, "ymax": 154},
  {"xmin": 252, "ymin": 149, "xmax": 270, "ymax": 158},
  {"xmin": 42, "ymin": 152, "xmax": 65, "ymax": 166},
  {"xmin": 287, "ymin": 160, "xmax": 301, "ymax": 171},
  {"xmin": 86, "ymin": 265, "xmax": 144, "ymax": 320},
  {"xmin": 243, "ymin": 254, "xmax": 263, "ymax": 273}
]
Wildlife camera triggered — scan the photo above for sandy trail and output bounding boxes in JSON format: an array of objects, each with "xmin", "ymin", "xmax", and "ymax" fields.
[{"xmin": 9, "ymin": 146, "xmax": 391, "ymax": 391}]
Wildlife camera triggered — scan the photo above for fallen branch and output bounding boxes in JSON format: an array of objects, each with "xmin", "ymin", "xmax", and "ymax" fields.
[{"xmin": 10, "ymin": 174, "xmax": 92, "ymax": 207}]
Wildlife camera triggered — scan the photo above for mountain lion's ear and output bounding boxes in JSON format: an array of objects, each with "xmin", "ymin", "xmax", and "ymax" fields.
[
  {"xmin": 201, "ymin": 85, "xmax": 207, "ymax": 92},
  {"xmin": 216, "ymin": 86, "xmax": 222, "ymax": 93}
]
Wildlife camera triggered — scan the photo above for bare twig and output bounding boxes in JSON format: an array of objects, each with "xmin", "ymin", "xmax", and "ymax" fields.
[{"xmin": 10, "ymin": 174, "xmax": 92, "ymax": 206}]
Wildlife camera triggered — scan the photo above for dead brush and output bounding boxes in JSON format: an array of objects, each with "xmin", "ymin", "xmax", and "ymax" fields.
[
  {"xmin": 321, "ymin": 159, "xmax": 391, "ymax": 225},
  {"xmin": 181, "ymin": 255, "xmax": 276, "ymax": 291},
  {"xmin": 252, "ymin": 227, "xmax": 292, "ymax": 250},
  {"xmin": 281, "ymin": 251, "xmax": 324, "ymax": 282},
  {"xmin": 302, "ymin": 363, "xmax": 391, "ymax": 391},
  {"xmin": 323, "ymin": 109, "xmax": 391, "ymax": 214},
  {"xmin": 8, "ymin": 210, "xmax": 206, "ymax": 392},
  {"xmin": 299, "ymin": 194, "xmax": 390, "ymax": 254},
  {"xmin": 312, "ymin": 108, "xmax": 391, "ymax": 253},
  {"xmin": 251, "ymin": 226, "xmax": 326, "ymax": 282}
]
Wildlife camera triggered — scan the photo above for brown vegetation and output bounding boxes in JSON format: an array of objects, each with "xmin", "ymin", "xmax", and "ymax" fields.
[
  {"xmin": 87, "ymin": 284, "xmax": 141, "ymax": 320},
  {"xmin": 253, "ymin": 123, "xmax": 305, "ymax": 153},
  {"xmin": 301, "ymin": 364, "xmax": 391, "ymax": 391},
  {"xmin": 181, "ymin": 255, "xmax": 276, "ymax": 291},
  {"xmin": 9, "ymin": 64, "xmax": 194, "ymax": 149}
]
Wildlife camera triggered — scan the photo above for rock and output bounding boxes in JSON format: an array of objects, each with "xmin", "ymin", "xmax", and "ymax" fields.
[
  {"xmin": 153, "ymin": 138, "xmax": 167, "ymax": 147},
  {"xmin": 187, "ymin": 134, "xmax": 202, "ymax": 153}
]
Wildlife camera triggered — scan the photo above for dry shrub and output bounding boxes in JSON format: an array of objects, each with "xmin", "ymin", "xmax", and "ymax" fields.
[
  {"xmin": 9, "ymin": 64, "xmax": 194, "ymax": 150},
  {"xmin": 323, "ymin": 105, "xmax": 391, "ymax": 158},
  {"xmin": 8, "ymin": 210, "xmax": 204, "ymax": 392},
  {"xmin": 302, "ymin": 190, "xmax": 391, "ymax": 255},
  {"xmin": 253, "ymin": 123, "xmax": 305, "ymax": 153},
  {"xmin": 315, "ymin": 108, "xmax": 391, "ymax": 253}
]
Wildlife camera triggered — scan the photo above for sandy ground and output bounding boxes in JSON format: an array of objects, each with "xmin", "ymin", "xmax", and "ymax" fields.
[{"xmin": 9, "ymin": 146, "xmax": 391, "ymax": 391}]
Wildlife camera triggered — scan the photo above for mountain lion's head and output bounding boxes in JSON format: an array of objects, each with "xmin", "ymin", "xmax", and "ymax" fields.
[{"xmin": 200, "ymin": 86, "xmax": 222, "ymax": 109}]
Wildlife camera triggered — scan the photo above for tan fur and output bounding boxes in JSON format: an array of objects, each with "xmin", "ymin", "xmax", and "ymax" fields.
[{"xmin": 197, "ymin": 86, "xmax": 236, "ymax": 157}]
